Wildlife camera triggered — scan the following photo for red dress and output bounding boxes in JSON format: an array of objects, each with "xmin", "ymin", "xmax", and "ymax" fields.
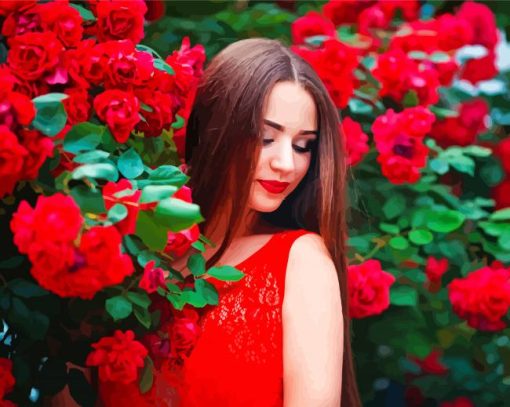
[{"xmin": 174, "ymin": 228, "xmax": 313, "ymax": 406}]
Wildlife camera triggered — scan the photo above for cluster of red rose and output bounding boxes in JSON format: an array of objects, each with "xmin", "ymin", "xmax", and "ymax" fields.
[
  {"xmin": 0, "ymin": 0, "xmax": 205, "ymax": 193},
  {"xmin": 0, "ymin": 358, "xmax": 15, "ymax": 407},
  {"xmin": 289, "ymin": 0, "xmax": 499, "ymax": 185}
]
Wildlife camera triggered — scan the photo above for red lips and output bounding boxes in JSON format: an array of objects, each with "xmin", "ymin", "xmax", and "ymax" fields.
[{"xmin": 257, "ymin": 180, "xmax": 290, "ymax": 194}]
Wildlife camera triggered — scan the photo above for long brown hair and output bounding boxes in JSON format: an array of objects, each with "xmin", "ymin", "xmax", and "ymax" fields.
[{"xmin": 185, "ymin": 37, "xmax": 361, "ymax": 407}]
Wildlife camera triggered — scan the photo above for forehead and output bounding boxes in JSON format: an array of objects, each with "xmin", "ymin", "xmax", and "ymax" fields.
[{"xmin": 262, "ymin": 81, "xmax": 317, "ymax": 131}]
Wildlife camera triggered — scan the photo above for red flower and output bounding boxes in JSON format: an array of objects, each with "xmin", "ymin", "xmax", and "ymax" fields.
[
  {"xmin": 94, "ymin": 89, "xmax": 140, "ymax": 143},
  {"xmin": 7, "ymin": 31, "xmax": 62, "ymax": 81},
  {"xmin": 0, "ymin": 79, "xmax": 36, "ymax": 130},
  {"xmin": 0, "ymin": 126, "xmax": 28, "ymax": 198},
  {"xmin": 495, "ymin": 137, "xmax": 510, "ymax": 175},
  {"xmin": 139, "ymin": 260, "xmax": 168, "ymax": 294},
  {"xmin": 435, "ymin": 13, "xmax": 473, "ymax": 52},
  {"xmin": 460, "ymin": 50, "xmax": 498, "ymax": 85},
  {"xmin": 425, "ymin": 256, "xmax": 449, "ymax": 284},
  {"xmin": 378, "ymin": 0, "xmax": 419, "ymax": 22},
  {"xmin": 86, "ymin": 330, "xmax": 148, "ymax": 384},
  {"xmin": 135, "ymin": 90, "xmax": 175, "ymax": 137},
  {"xmin": 165, "ymin": 36, "xmax": 206, "ymax": 94},
  {"xmin": 19, "ymin": 129, "xmax": 54, "ymax": 180},
  {"xmin": 169, "ymin": 307, "xmax": 201, "ymax": 361},
  {"xmin": 409, "ymin": 349, "xmax": 449, "ymax": 375},
  {"xmin": 102, "ymin": 179, "xmax": 141, "ymax": 235},
  {"xmin": 0, "ymin": 0, "xmax": 36, "ymax": 17},
  {"xmin": 322, "ymin": 0, "xmax": 374, "ymax": 26},
  {"xmin": 492, "ymin": 177, "xmax": 510, "ymax": 210},
  {"xmin": 341, "ymin": 117, "xmax": 369, "ymax": 167},
  {"xmin": 457, "ymin": 1, "xmax": 498, "ymax": 49},
  {"xmin": 291, "ymin": 11, "xmax": 337, "ymax": 45},
  {"xmin": 448, "ymin": 266, "xmax": 510, "ymax": 331},
  {"xmin": 1, "ymin": 4, "xmax": 44, "ymax": 38},
  {"xmin": 38, "ymin": 1, "xmax": 84, "ymax": 48},
  {"xmin": 0, "ymin": 358, "xmax": 15, "ymax": 400},
  {"xmin": 348, "ymin": 259, "xmax": 396, "ymax": 319},
  {"xmin": 292, "ymin": 39, "xmax": 358, "ymax": 108},
  {"xmin": 440, "ymin": 396, "xmax": 475, "ymax": 407},
  {"xmin": 145, "ymin": 0, "xmax": 165, "ymax": 22},
  {"xmin": 95, "ymin": 0, "xmax": 147, "ymax": 44},
  {"xmin": 63, "ymin": 88, "xmax": 91, "ymax": 125}
]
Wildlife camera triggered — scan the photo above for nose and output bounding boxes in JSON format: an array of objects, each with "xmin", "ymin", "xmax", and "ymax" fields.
[{"xmin": 269, "ymin": 139, "xmax": 295, "ymax": 175}]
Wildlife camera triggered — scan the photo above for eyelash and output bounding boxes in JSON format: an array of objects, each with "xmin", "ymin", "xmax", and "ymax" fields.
[{"xmin": 262, "ymin": 139, "xmax": 316, "ymax": 154}]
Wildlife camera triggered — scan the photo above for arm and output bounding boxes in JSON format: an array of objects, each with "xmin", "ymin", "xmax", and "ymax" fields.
[{"xmin": 282, "ymin": 233, "xmax": 343, "ymax": 407}]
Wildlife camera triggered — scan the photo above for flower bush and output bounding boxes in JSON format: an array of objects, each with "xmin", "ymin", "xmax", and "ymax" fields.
[{"xmin": 1, "ymin": 0, "xmax": 510, "ymax": 406}]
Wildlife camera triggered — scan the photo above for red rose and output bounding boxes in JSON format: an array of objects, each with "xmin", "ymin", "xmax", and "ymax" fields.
[
  {"xmin": 378, "ymin": 0, "xmax": 419, "ymax": 22},
  {"xmin": 348, "ymin": 259, "xmax": 396, "ymax": 319},
  {"xmin": 95, "ymin": 0, "xmax": 147, "ymax": 43},
  {"xmin": 389, "ymin": 20, "xmax": 439, "ymax": 54},
  {"xmin": 425, "ymin": 256, "xmax": 449, "ymax": 284},
  {"xmin": 495, "ymin": 137, "xmax": 510, "ymax": 175},
  {"xmin": 0, "ymin": 82, "xmax": 36, "ymax": 129},
  {"xmin": 165, "ymin": 225, "xmax": 201, "ymax": 258},
  {"xmin": 19, "ymin": 129, "xmax": 54, "ymax": 180},
  {"xmin": 166, "ymin": 36, "xmax": 206, "ymax": 81},
  {"xmin": 7, "ymin": 31, "xmax": 62, "ymax": 81},
  {"xmin": 63, "ymin": 88, "xmax": 91, "ymax": 125},
  {"xmin": 377, "ymin": 148, "xmax": 428, "ymax": 184},
  {"xmin": 492, "ymin": 177, "xmax": 510, "ymax": 210},
  {"xmin": 38, "ymin": 2, "xmax": 84, "ymax": 48},
  {"xmin": 440, "ymin": 396, "xmax": 475, "ymax": 407},
  {"xmin": 292, "ymin": 39, "xmax": 358, "ymax": 108},
  {"xmin": 0, "ymin": 126, "xmax": 27, "ymax": 198},
  {"xmin": 1, "ymin": 4, "xmax": 43, "ymax": 38},
  {"xmin": 145, "ymin": 0, "xmax": 165, "ymax": 22},
  {"xmin": 0, "ymin": 0, "xmax": 36, "ymax": 17},
  {"xmin": 457, "ymin": 1, "xmax": 498, "ymax": 49},
  {"xmin": 291, "ymin": 11, "xmax": 337, "ymax": 45},
  {"xmin": 340, "ymin": 117, "xmax": 369, "ymax": 167},
  {"xmin": 86, "ymin": 330, "xmax": 148, "ymax": 384},
  {"xmin": 169, "ymin": 307, "xmax": 201, "ymax": 361},
  {"xmin": 448, "ymin": 266, "xmax": 510, "ymax": 331},
  {"xmin": 436, "ymin": 13, "xmax": 473, "ymax": 52},
  {"xmin": 322, "ymin": 0, "xmax": 373, "ymax": 26},
  {"xmin": 0, "ymin": 358, "xmax": 15, "ymax": 400},
  {"xmin": 94, "ymin": 90, "xmax": 140, "ymax": 143},
  {"xmin": 139, "ymin": 260, "xmax": 168, "ymax": 294},
  {"xmin": 408, "ymin": 349, "xmax": 449, "ymax": 375},
  {"xmin": 102, "ymin": 179, "xmax": 141, "ymax": 235},
  {"xmin": 460, "ymin": 50, "xmax": 498, "ymax": 85},
  {"xmin": 135, "ymin": 90, "xmax": 175, "ymax": 137}
]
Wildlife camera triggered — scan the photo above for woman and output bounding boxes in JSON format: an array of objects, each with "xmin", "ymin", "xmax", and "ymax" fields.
[{"xmin": 169, "ymin": 37, "xmax": 362, "ymax": 406}]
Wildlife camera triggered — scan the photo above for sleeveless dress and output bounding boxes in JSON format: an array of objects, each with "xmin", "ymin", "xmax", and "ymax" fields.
[
  {"xmin": 174, "ymin": 228, "xmax": 313, "ymax": 406},
  {"xmin": 97, "ymin": 228, "xmax": 313, "ymax": 406}
]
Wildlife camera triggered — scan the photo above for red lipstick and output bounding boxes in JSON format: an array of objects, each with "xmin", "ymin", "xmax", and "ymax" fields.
[{"xmin": 257, "ymin": 180, "xmax": 290, "ymax": 194}]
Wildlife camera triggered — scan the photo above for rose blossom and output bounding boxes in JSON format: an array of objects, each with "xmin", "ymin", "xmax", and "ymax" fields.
[
  {"xmin": 348, "ymin": 259, "xmax": 396, "ymax": 319},
  {"xmin": 0, "ymin": 358, "xmax": 15, "ymax": 400},
  {"xmin": 139, "ymin": 260, "xmax": 168, "ymax": 294},
  {"xmin": 169, "ymin": 307, "xmax": 201, "ymax": 361},
  {"xmin": 86, "ymin": 330, "xmax": 148, "ymax": 384},
  {"xmin": 102, "ymin": 179, "xmax": 141, "ymax": 235},
  {"xmin": 0, "ymin": 126, "xmax": 28, "ymax": 198},
  {"xmin": 340, "ymin": 117, "xmax": 370, "ymax": 167},
  {"xmin": 291, "ymin": 11, "xmax": 337, "ymax": 45},
  {"xmin": 440, "ymin": 396, "xmax": 475, "ymax": 407},
  {"xmin": 95, "ymin": 0, "xmax": 147, "ymax": 44}
]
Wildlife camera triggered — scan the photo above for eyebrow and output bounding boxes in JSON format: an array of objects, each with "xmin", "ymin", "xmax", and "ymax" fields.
[{"xmin": 263, "ymin": 119, "xmax": 318, "ymax": 136}]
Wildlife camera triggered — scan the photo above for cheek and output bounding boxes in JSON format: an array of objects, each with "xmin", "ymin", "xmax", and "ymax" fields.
[{"xmin": 294, "ymin": 156, "xmax": 312, "ymax": 183}]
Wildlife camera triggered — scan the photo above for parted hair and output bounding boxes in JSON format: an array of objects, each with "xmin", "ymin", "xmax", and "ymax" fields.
[{"xmin": 185, "ymin": 37, "xmax": 361, "ymax": 407}]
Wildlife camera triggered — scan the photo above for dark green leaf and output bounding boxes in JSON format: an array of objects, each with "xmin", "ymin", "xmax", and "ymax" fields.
[
  {"xmin": 64, "ymin": 123, "xmax": 104, "ymax": 154},
  {"xmin": 135, "ymin": 211, "xmax": 168, "ymax": 251},
  {"xmin": 187, "ymin": 253, "xmax": 206, "ymax": 277},
  {"xmin": 8, "ymin": 278, "xmax": 49, "ymax": 298},
  {"xmin": 74, "ymin": 150, "xmax": 110, "ymax": 164},
  {"xmin": 154, "ymin": 59, "xmax": 175, "ymax": 75},
  {"xmin": 195, "ymin": 279, "xmax": 219, "ymax": 305},
  {"xmin": 207, "ymin": 266, "xmax": 245, "ymax": 282},
  {"xmin": 37, "ymin": 358, "xmax": 67, "ymax": 396},
  {"xmin": 140, "ymin": 185, "xmax": 177, "ymax": 203},
  {"xmin": 123, "ymin": 235, "xmax": 144, "ymax": 256},
  {"xmin": 127, "ymin": 291, "xmax": 151, "ymax": 309},
  {"xmin": 145, "ymin": 165, "xmax": 188, "ymax": 187},
  {"xmin": 166, "ymin": 292, "xmax": 185, "ymax": 310},
  {"xmin": 70, "ymin": 185, "xmax": 106, "ymax": 214},
  {"xmin": 379, "ymin": 223, "xmax": 400, "ymax": 234},
  {"xmin": 68, "ymin": 368, "xmax": 97, "ymax": 407},
  {"xmin": 118, "ymin": 148, "xmax": 144, "ymax": 179},
  {"xmin": 139, "ymin": 357, "xmax": 154, "ymax": 394},
  {"xmin": 105, "ymin": 296, "xmax": 133, "ymax": 321},
  {"xmin": 390, "ymin": 286, "xmax": 418, "ymax": 307},
  {"xmin": 30, "ymin": 310, "xmax": 50, "ymax": 340},
  {"xmin": 191, "ymin": 241, "xmax": 206, "ymax": 252},
  {"xmin": 72, "ymin": 163, "xmax": 119, "ymax": 181},
  {"xmin": 0, "ymin": 256, "xmax": 24, "ymax": 269},
  {"xmin": 69, "ymin": 3, "xmax": 96, "ymax": 21},
  {"xmin": 450, "ymin": 155, "xmax": 475, "ymax": 176},
  {"xmin": 180, "ymin": 289, "xmax": 208, "ymax": 308},
  {"xmin": 107, "ymin": 203, "xmax": 128, "ymax": 224},
  {"xmin": 137, "ymin": 250, "xmax": 161, "ymax": 268},
  {"xmin": 427, "ymin": 210, "xmax": 465, "ymax": 233},
  {"xmin": 134, "ymin": 306, "xmax": 152, "ymax": 329},
  {"xmin": 154, "ymin": 198, "xmax": 203, "ymax": 232},
  {"xmin": 403, "ymin": 90, "xmax": 419, "ymax": 107},
  {"xmin": 383, "ymin": 194, "xmax": 406, "ymax": 220}
]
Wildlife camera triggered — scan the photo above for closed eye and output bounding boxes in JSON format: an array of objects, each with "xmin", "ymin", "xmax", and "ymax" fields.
[{"xmin": 262, "ymin": 139, "xmax": 316, "ymax": 154}]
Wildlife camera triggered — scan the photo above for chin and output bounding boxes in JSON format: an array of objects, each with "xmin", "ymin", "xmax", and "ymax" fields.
[{"xmin": 249, "ymin": 196, "xmax": 285, "ymax": 213}]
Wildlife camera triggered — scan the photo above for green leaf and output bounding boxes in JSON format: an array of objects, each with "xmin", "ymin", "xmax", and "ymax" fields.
[
  {"xmin": 105, "ymin": 296, "xmax": 133, "ymax": 321},
  {"xmin": 68, "ymin": 368, "xmax": 97, "ymax": 407},
  {"xmin": 479, "ymin": 221, "xmax": 510, "ymax": 236},
  {"xmin": 490, "ymin": 208, "xmax": 510, "ymax": 221},
  {"xmin": 134, "ymin": 306, "xmax": 152, "ymax": 329},
  {"xmin": 37, "ymin": 358, "xmax": 68, "ymax": 395},
  {"xmin": 498, "ymin": 230, "xmax": 510, "ymax": 251},
  {"xmin": 140, "ymin": 185, "xmax": 177, "ymax": 203},
  {"xmin": 390, "ymin": 286, "xmax": 418, "ymax": 307},
  {"xmin": 74, "ymin": 150, "xmax": 110, "ymax": 164},
  {"xmin": 72, "ymin": 163, "xmax": 119, "ymax": 182},
  {"xmin": 123, "ymin": 235, "xmax": 144, "ymax": 256},
  {"xmin": 462, "ymin": 145, "xmax": 491, "ymax": 157},
  {"xmin": 427, "ymin": 210, "xmax": 465, "ymax": 233},
  {"xmin": 69, "ymin": 3, "xmax": 96, "ymax": 21},
  {"xmin": 383, "ymin": 194, "xmax": 406, "ymax": 220},
  {"xmin": 449, "ymin": 155, "xmax": 475, "ymax": 176},
  {"xmin": 127, "ymin": 291, "xmax": 151, "ymax": 309},
  {"xmin": 429, "ymin": 158, "xmax": 449, "ymax": 174},
  {"xmin": 107, "ymin": 203, "xmax": 128, "ymax": 224},
  {"xmin": 207, "ymin": 266, "xmax": 245, "ymax": 282},
  {"xmin": 63, "ymin": 122, "xmax": 104, "ymax": 154},
  {"xmin": 429, "ymin": 105, "xmax": 458, "ymax": 119},
  {"xmin": 32, "ymin": 93, "xmax": 68, "ymax": 137},
  {"xmin": 135, "ymin": 44, "xmax": 163, "ymax": 60},
  {"xmin": 70, "ymin": 185, "xmax": 106, "ymax": 214},
  {"xmin": 139, "ymin": 357, "xmax": 154, "ymax": 394},
  {"xmin": 118, "ymin": 148, "xmax": 144, "ymax": 179},
  {"xmin": 0, "ymin": 256, "xmax": 24, "ymax": 269},
  {"xmin": 146, "ymin": 165, "xmax": 188, "ymax": 187},
  {"xmin": 154, "ymin": 59, "xmax": 175, "ymax": 75},
  {"xmin": 191, "ymin": 241, "xmax": 206, "ymax": 252},
  {"xmin": 171, "ymin": 114, "xmax": 185, "ymax": 129},
  {"xmin": 408, "ymin": 229, "xmax": 433, "ymax": 245},
  {"xmin": 137, "ymin": 250, "xmax": 161, "ymax": 268},
  {"xmin": 166, "ymin": 292, "xmax": 185, "ymax": 310},
  {"xmin": 403, "ymin": 90, "xmax": 419, "ymax": 107},
  {"xmin": 154, "ymin": 198, "xmax": 203, "ymax": 232},
  {"xmin": 195, "ymin": 279, "xmax": 219, "ymax": 305},
  {"xmin": 180, "ymin": 289, "xmax": 208, "ymax": 308},
  {"xmin": 135, "ymin": 211, "xmax": 168, "ymax": 251},
  {"xmin": 430, "ymin": 51, "xmax": 450, "ymax": 63},
  {"xmin": 187, "ymin": 253, "xmax": 206, "ymax": 277},
  {"xmin": 379, "ymin": 223, "xmax": 400, "ymax": 234},
  {"xmin": 8, "ymin": 279, "xmax": 49, "ymax": 298},
  {"xmin": 389, "ymin": 236, "xmax": 409, "ymax": 250}
]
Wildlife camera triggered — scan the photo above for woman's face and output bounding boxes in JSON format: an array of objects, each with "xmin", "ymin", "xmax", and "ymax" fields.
[{"xmin": 248, "ymin": 81, "xmax": 318, "ymax": 213}]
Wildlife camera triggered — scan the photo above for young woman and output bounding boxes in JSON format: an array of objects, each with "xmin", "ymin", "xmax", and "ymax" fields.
[{"xmin": 169, "ymin": 37, "xmax": 362, "ymax": 406}]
